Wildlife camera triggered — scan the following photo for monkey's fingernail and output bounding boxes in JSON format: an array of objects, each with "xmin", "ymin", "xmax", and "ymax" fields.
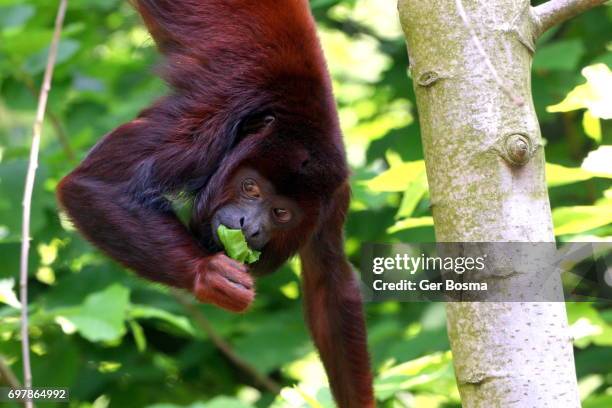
[{"xmin": 225, "ymin": 276, "xmax": 250, "ymax": 290}]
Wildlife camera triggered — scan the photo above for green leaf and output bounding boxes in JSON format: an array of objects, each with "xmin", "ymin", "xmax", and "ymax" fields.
[
  {"xmin": 582, "ymin": 111, "xmax": 602, "ymax": 143},
  {"xmin": 553, "ymin": 205, "xmax": 612, "ymax": 236},
  {"xmin": 533, "ymin": 39, "xmax": 584, "ymax": 71},
  {"xmin": 128, "ymin": 320, "xmax": 147, "ymax": 352},
  {"xmin": 56, "ymin": 284, "xmax": 130, "ymax": 342},
  {"xmin": 217, "ymin": 225, "xmax": 261, "ymax": 264},
  {"xmin": 233, "ymin": 314, "xmax": 309, "ymax": 373},
  {"xmin": 545, "ymin": 163, "xmax": 594, "ymax": 187},
  {"xmin": 396, "ymin": 171, "xmax": 428, "ymax": 218},
  {"xmin": 582, "ymin": 146, "xmax": 612, "ymax": 177},
  {"xmin": 0, "ymin": 5, "xmax": 35, "ymax": 29},
  {"xmin": 146, "ymin": 398, "xmax": 253, "ymax": 408},
  {"xmin": 24, "ymin": 39, "xmax": 81, "ymax": 74},
  {"xmin": 387, "ymin": 217, "xmax": 434, "ymax": 234},
  {"xmin": 584, "ymin": 395, "xmax": 612, "ymax": 408},
  {"xmin": 128, "ymin": 304, "xmax": 195, "ymax": 336},
  {"xmin": 364, "ymin": 153, "xmax": 426, "ymax": 193},
  {"xmin": 375, "ymin": 352, "xmax": 453, "ymax": 400},
  {"xmin": 547, "ymin": 64, "xmax": 612, "ymax": 119},
  {"xmin": 0, "ymin": 278, "xmax": 20, "ymax": 309},
  {"xmin": 567, "ymin": 303, "xmax": 612, "ymax": 348},
  {"xmin": 202, "ymin": 397, "xmax": 254, "ymax": 408}
]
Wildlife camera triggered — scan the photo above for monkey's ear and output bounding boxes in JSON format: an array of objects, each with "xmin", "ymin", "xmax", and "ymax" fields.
[{"xmin": 238, "ymin": 112, "xmax": 276, "ymax": 137}]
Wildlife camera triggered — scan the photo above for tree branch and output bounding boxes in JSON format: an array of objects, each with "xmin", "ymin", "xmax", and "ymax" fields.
[
  {"xmin": 19, "ymin": 1, "xmax": 68, "ymax": 406},
  {"xmin": 170, "ymin": 290, "xmax": 282, "ymax": 395},
  {"xmin": 18, "ymin": 74, "xmax": 75, "ymax": 161},
  {"xmin": 532, "ymin": 0, "xmax": 608, "ymax": 38},
  {"xmin": 0, "ymin": 356, "xmax": 21, "ymax": 389}
]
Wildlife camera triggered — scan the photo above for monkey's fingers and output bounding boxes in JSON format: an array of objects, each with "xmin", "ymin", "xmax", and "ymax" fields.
[{"xmin": 194, "ymin": 269, "xmax": 255, "ymax": 312}]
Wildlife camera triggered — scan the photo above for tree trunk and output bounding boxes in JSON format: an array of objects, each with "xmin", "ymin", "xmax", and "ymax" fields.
[{"xmin": 396, "ymin": 0, "xmax": 603, "ymax": 406}]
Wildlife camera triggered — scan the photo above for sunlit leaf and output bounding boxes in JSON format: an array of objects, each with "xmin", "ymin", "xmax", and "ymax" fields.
[
  {"xmin": 567, "ymin": 304, "xmax": 612, "ymax": 348},
  {"xmin": 581, "ymin": 146, "xmax": 612, "ymax": 176},
  {"xmin": 388, "ymin": 217, "xmax": 434, "ymax": 234},
  {"xmin": 553, "ymin": 205, "xmax": 612, "ymax": 236},
  {"xmin": 546, "ymin": 163, "xmax": 595, "ymax": 187},
  {"xmin": 364, "ymin": 153, "xmax": 426, "ymax": 193},
  {"xmin": 202, "ymin": 397, "xmax": 254, "ymax": 408},
  {"xmin": 56, "ymin": 284, "xmax": 130, "ymax": 342},
  {"xmin": 547, "ymin": 64, "xmax": 612, "ymax": 119},
  {"xmin": 375, "ymin": 352, "xmax": 454, "ymax": 400},
  {"xmin": 582, "ymin": 111, "xmax": 601, "ymax": 143},
  {"xmin": 396, "ymin": 171, "xmax": 428, "ymax": 218},
  {"xmin": 0, "ymin": 278, "xmax": 21, "ymax": 309}
]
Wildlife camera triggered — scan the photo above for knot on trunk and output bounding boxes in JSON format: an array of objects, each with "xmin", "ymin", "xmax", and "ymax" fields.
[{"xmin": 500, "ymin": 133, "xmax": 536, "ymax": 166}]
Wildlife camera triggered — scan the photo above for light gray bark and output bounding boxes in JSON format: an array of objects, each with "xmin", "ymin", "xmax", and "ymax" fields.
[{"xmin": 397, "ymin": 0, "xmax": 605, "ymax": 406}]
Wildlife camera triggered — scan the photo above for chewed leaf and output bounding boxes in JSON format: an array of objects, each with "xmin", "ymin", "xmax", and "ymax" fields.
[{"xmin": 217, "ymin": 225, "xmax": 261, "ymax": 264}]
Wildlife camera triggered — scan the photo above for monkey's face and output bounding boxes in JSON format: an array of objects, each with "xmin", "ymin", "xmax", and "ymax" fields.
[
  {"xmin": 209, "ymin": 167, "xmax": 303, "ymax": 250},
  {"xmin": 191, "ymin": 166, "xmax": 314, "ymax": 274}
]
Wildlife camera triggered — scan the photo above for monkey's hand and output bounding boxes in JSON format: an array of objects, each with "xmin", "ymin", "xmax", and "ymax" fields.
[{"xmin": 194, "ymin": 254, "xmax": 255, "ymax": 312}]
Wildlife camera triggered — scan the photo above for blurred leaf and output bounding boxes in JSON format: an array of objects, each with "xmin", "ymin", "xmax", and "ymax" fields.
[
  {"xmin": 581, "ymin": 146, "xmax": 612, "ymax": 176},
  {"xmin": 310, "ymin": 0, "xmax": 340, "ymax": 9},
  {"xmin": 129, "ymin": 319, "xmax": 147, "ymax": 352},
  {"xmin": 396, "ymin": 171, "xmax": 428, "ymax": 218},
  {"xmin": 128, "ymin": 304, "xmax": 195, "ymax": 336},
  {"xmin": 147, "ymin": 403, "xmax": 206, "ymax": 408},
  {"xmin": 553, "ymin": 205, "xmax": 612, "ymax": 236},
  {"xmin": 388, "ymin": 217, "xmax": 434, "ymax": 234},
  {"xmin": 582, "ymin": 111, "xmax": 601, "ymax": 143},
  {"xmin": 583, "ymin": 395, "xmax": 612, "ymax": 408},
  {"xmin": 350, "ymin": 166, "xmax": 392, "ymax": 211},
  {"xmin": 545, "ymin": 163, "xmax": 596, "ymax": 187},
  {"xmin": 202, "ymin": 397, "xmax": 254, "ymax": 408},
  {"xmin": 25, "ymin": 39, "xmax": 80, "ymax": 74},
  {"xmin": 364, "ymin": 154, "xmax": 425, "ymax": 193},
  {"xmin": 375, "ymin": 352, "xmax": 454, "ymax": 400},
  {"xmin": 533, "ymin": 40, "xmax": 584, "ymax": 71},
  {"xmin": 547, "ymin": 64, "xmax": 612, "ymax": 119},
  {"xmin": 0, "ymin": 278, "xmax": 20, "ymax": 309},
  {"xmin": 567, "ymin": 304, "xmax": 612, "ymax": 348},
  {"xmin": 0, "ymin": 4, "xmax": 35, "ymax": 29},
  {"xmin": 234, "ymin": 312, "xmax": 309, "ymax": 373},
  {"xmin": 56, "ymin": 284, "xmax": 130, "ymax": 342},
  {"xmin": 0, "ymin": 161, "xmax": 48, "ymax": 241},
  {"xmin": 147, "ymin": 398, "xmax": 253, "ymax": 408}
]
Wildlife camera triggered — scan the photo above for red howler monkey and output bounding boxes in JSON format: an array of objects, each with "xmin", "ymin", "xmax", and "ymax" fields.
[{"xmin": 57, "ymin": 1, "xmax": 374, "ymax": 406}]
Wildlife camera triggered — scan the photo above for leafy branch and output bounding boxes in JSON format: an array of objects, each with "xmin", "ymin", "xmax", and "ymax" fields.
[{"xmin": 170, "ymin": 289, "xmax": 282, "ymax": 394}]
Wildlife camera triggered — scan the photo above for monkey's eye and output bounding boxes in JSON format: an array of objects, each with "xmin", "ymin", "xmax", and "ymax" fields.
[
  {"xmin": 272, "ymin": 208, "xmax": 291, "ymax": 223},
  {"xmin": 242, "ymin": 179, "xmax": 261, "ymax": 198}
]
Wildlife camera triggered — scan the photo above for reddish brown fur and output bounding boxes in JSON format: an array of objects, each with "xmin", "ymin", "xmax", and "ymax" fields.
[{"xmin": 57, "ymin": 1, "xmax": 373, "ymax": 406}]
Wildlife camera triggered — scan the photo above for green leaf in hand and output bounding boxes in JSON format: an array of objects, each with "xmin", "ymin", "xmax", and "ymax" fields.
[{"xmin": 217, "ymin": 225, "xmax": 261, "ymax": 264}]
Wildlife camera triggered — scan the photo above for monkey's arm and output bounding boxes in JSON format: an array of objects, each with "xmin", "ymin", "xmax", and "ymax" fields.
[
  {"xmin": 57, "ymin": 115, "xmax": 253, "ymax": 312},
  {"xmin": 300, "ymin": 184, "xmax": 375, "ymax": 408}
]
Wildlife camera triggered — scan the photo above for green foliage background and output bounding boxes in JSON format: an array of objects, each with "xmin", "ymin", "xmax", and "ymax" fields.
[{"xmin": 0, "ymin": 0, "xmax": 610, "ymax": 407}]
